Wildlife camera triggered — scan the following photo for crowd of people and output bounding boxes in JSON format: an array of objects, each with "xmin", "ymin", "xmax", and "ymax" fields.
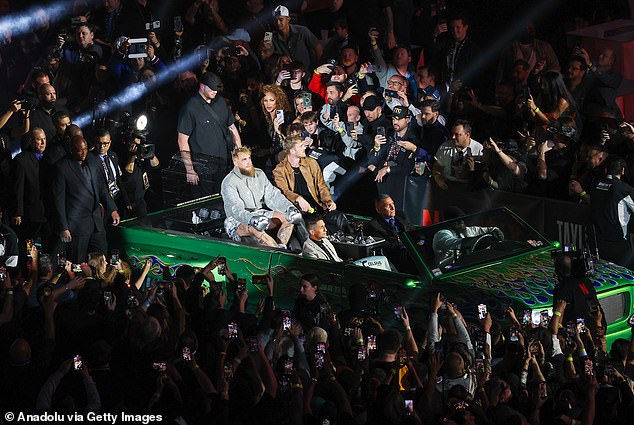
[{"xmin": 1, "ymin": 0, "xmax": 634, "ymax": 423}]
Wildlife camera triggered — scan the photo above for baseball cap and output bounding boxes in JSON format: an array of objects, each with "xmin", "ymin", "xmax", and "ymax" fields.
[
  {"xmin": 225, "ymin": 28, "xmax": 251, "ymax": 43},
  {"xmin": 423, "ymin": 85, "xmax": 441, "ymax": 101},
  {"xmin": 362, "ymin": 95, "xmax": 382, "ymax": 111},
  {"xmin": 200, "ymin": 72, "xmax": 221, "ymax": 91},
  {"xmin": 390, "ymin": 105, "xmax": 409, "ymax": 119},
  {"xmin": 273, "ymin": 5, "xmax": 289, "ymax": 17}
]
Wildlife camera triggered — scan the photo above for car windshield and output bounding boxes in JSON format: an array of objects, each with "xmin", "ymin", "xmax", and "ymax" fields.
[{"xmin": 404, "ymin": 208, "xmax": 550, "ymax": 275}]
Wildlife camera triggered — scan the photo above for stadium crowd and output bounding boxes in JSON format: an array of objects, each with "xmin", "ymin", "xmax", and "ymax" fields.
[{"xmin": 1, "ymin": 0, "xmax": 634, "ymax": 423}]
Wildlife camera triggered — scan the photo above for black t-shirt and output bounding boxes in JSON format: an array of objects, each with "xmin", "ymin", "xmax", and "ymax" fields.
[
  {"xmin": 292, "ymin": 166, "xmax": 319, "ymax": 209},
  {"xmin": 177, "ymin": 94, "xmax": 235, "ymax": 160}
]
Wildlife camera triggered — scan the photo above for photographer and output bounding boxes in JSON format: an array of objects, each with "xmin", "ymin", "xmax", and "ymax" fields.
[
  {"xmin": 0, "ymin": 99, "xmax": 30, "ymax": 139},
  {"xmin": 120, "ymin": 135, "xmax": 159, "ymax": 219}
]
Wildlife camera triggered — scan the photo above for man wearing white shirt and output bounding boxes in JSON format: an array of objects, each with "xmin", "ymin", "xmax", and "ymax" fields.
[{"xmin": 432, "ymin": 120, "xmax": 483, "ymax": 190}]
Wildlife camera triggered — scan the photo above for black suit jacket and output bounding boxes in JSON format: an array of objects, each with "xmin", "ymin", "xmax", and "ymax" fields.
[
  {"xmin": 11, "ymin": 151, "xmax": 46, "ymax": 222},
  {"xmin": 52, "ymin": 156, "xmax": 117, "ymax": 236},
  {"xmin": 365, "ymin": 213, "xmax": 412, "ymax": 251}
]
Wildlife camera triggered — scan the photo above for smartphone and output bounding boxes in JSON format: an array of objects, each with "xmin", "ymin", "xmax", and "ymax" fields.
[
  {"xmin": 366, "ymin": 64, "xmax": 378, "ymax": 73},
  {"xmin": 0, "ymin": 266, "xmax": 6, "ymax": 283},
  {"xmin": 236, "ymin": 278, "xmax": 246, "ymax": 293},
  {"xmin": 284, "ymin": 357, "xmax": 293, "ymax": 375},
  {"xmin": 182, "ymin": 346, "xmax": 191, "ymax": 361},
  {"xmin": 58, "ymin": 251, "xmax": 67, "ymax": 267},
  {"xmin": 224, "ymin": 363, "xmax": 233, "ymax": 380},
  {"xmin": 384, "ymin": 89, "xmax": 399, "ymax": 98},
  {"xmin": 216, "ymin": 257, "xmax": 226, "ymax": 275},
  {"xmin": 72, "ymin": 264, "xmax": 82, "ymax": 273},
  {"xmin": 367, "ymin": 335, "xmax": 376, "ymax": 351},
  {"xmin": 282, "ymin": 310, "xmax": 291, "ymax": 331},
  {"xmin": 509, "ymin": 327, "xmax": 519, "ymax": 342},
  {"xmin": 103, "ymin": 291, "xmax": 112, "ymax": 304},
  {"xmin": 584, "ymin": 359, "xmax": 593, "ymax": 376},
  {"xmin": 315, "ymin": 352, "xmax": 325, "ymax": 368},
  {"xmin": 345, "ymin": 121, "xmax": 355, "ymax": 135},
  {"xmin": 227, "ymin": 322, "xmax": 238, "ymax": 339},
  {"xmin": 264, "ymin": 32, "xmax": 273, "ymax": 43},
  {"xmin": 110, "ymin": 249, "xmax": 120, "ymax": 265},
  {"xmin": 73, "ymin": 355, "xmax": 83, "ymax": 371},
  {"xmin": 398, "ymin": 348, "xmax": 407, "ymax": 365},
  {"xmin": 316, "ymin": 342, "xmax": 326, "ymax": 354},
  {"xmin": 357, "ymin": 345, "xmax": 367, "ymax": 361},
  {"xmin": 275, "ymin": 109, "xmax": 285, "ymax": 124},
  {"xmin": 26, "ymin": 239, "xmax": 34, "ymax": 256},
  {"xmin": 404, "ymin": 399, "xmax": 414, "ymax": 415},
  {"xmin": 302, "ymin": 92, "xmax": 312, "ymax": 108},
  {"xmin": 522, "ymin": 310, "xmax": 532, "ymax": 326},
  {"xmin": 576, "ymin": 318, "xmax": 586, "ymax": 333},
  {"xmin": 153, "ymin": 362, "xmax": 167, "ymax": 372},
  {"xmin": 475, "ymin": 357, "xmax": 485, "ymax": 373},
  {"xmin": 478, "ymin": 304, "xmax": 488, "ymax": 320},
  {"xmin": 127, "ymin": 293, "xmax": 139, "ymax": 308},
  {"xmin": 393, "ymin": 304, "xmax": 403, "ymax": 321},
  {"xmin": 173, "ymin": 16, "xmax": 183, "ymax": 33},
  {"xmin": 566, "ymin": 322, "xmax": 576, "ymax": 337},
  {"xmin": 252, "ymin": 274, "xmax": 268, "ymax": 285},
  {"xmin": 540, "ymin": 310, "xmax": 550, "ymax": 326}
]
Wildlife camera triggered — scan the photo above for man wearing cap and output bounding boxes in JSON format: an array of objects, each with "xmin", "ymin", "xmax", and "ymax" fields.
[
  {"xmin": 177, "ymin": 72, "xmax": 242, "ymax": 197},
  {"xmin": 368, "ymin": 105, "xmax": 426, "ymax": 211},
  {"xmin": 357, "ymin": 95, "xmax": 391, "ymax": 158},
  {"xmin": 270, "ymin": 5, "xmax": 322, "ymax": 73}
]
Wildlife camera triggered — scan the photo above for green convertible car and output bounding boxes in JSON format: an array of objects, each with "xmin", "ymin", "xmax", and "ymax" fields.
[{"xmin": 111, "ymin": 195, "xmax": 634, "ymax": 348}]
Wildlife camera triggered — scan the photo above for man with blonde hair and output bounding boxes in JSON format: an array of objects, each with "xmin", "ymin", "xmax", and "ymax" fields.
[
  {"xmin": 221, "ymin": 147, "xmax": 304, "ymax": 247},
  {"xmin": 273, "ymin": 136, "xmax": 351, "ymax": 234}
]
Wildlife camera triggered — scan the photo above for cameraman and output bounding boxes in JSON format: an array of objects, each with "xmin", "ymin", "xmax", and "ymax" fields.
[
  {"xmin": 0, "ymin": 99, "xmax": 30, "ymax": 139},
  {"xmin": 120, "ymin": 135, "xmax": 159, "ymax": 219}
]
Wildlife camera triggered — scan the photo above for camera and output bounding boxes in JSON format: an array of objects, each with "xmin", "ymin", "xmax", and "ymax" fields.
[{"xmin": 16, "ymin": 96, "xmax": 35, "ymax": 111}]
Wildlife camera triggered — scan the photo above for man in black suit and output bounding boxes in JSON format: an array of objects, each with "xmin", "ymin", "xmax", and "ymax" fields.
[
  {"xmin": 10, "ymin": 128, "xmax": 48, "ymax": 260},
  {"xmin": 365, "ymin": 194, "xmax": 416, "ymax": 273},
  {"xmin": 91, "ymin": 129, "xmax": 125, "ymax": 211},
  {"xmin": 52, "ymin": 136, "xmax": 120, "ymax": 263}
]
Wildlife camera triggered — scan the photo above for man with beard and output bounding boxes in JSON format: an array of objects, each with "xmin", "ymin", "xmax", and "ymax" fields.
[
  {"xmin": 177, "ymin": 72, "xmax": 241, "ymax": 196},
  {"xmin": 30, "ymin": 84, "xmax": 62, "ymax": 142},
  {"xmin": 369, "ymin": 105, "xmax": 426, "ymax": 211},
  {"xmin": 419, "ymin": 99, "xmax": 450, "ymax": 159},
  {"xmin": 52, "ymin": 136, "xmax": 120, "ymax": 262},
  {"xmin": 221, "ymin": 147, "xmax": 304, "ymax": 248}
]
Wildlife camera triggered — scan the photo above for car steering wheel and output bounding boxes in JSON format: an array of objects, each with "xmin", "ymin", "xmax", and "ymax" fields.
[{"xmin": 471, "ymin": 233, "xmax": 497, "ymax": 252}]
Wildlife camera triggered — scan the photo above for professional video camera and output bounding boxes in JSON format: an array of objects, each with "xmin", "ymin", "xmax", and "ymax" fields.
[{"xmin": 551, "ymin": 244, "xmax": 596, "ymax": 278}]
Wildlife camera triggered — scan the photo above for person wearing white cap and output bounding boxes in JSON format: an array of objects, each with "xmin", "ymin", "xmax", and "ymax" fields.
[{"xmin": 270, "ymin": 5, "xmax": 322, "ymax": 73}]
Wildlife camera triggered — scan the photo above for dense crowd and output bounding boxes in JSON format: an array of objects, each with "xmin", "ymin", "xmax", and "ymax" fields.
[{"xmin": 1, "ymin": 0, "xmax": 634, "ymax": 423}]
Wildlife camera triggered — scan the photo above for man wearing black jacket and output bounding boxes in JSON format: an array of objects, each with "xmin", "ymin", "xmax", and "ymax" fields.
[
  {"xmin": 590, "ymin": 157, "xmax": 634, "ymax": 268},
  {"xmin": 10, "ymin": 128, "xmax": 48, "ymax": 261},
  {"xmin": 52, "ymin": 136, "xmax": 120, "ymax": 263},
  {"xmin": 365, "ymin": 194, "xmax": 415, "ymax": 273}
]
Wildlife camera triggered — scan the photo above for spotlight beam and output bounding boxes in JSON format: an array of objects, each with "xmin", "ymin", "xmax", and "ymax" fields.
[{"xmin": 0, "ymin": 0, "xmax": 101, "ymax": 44}]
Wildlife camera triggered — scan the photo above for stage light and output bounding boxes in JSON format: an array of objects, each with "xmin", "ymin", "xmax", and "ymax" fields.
[{"xmin": 135, "ymin": 114, "xmax": 148, "ymax": 131}]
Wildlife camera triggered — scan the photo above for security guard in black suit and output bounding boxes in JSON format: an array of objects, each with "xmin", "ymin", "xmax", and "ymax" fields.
[{"xmin": 52, "ymin": 136, "xmax": 120, "ymax": 263}]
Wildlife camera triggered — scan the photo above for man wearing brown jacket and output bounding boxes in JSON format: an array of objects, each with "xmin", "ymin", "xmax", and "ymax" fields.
[{"xmin": 273, "ymin": 136, "xmax": 352, "ymax": 234}]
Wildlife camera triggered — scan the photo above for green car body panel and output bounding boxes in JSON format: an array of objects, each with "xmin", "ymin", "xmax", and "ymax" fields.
[{"xmin": 111, "ymin": 196, "xmax": 634, "ymax": 348}]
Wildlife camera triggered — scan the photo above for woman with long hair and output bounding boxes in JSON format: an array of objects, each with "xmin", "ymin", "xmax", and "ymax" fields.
[
  {"xmin": 259, "ymin": 84, "xmax": 292, "ymax": 166},
  {"xmin": 527, "ymin": 71, "xmax": 576, "ymax": 126}
]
